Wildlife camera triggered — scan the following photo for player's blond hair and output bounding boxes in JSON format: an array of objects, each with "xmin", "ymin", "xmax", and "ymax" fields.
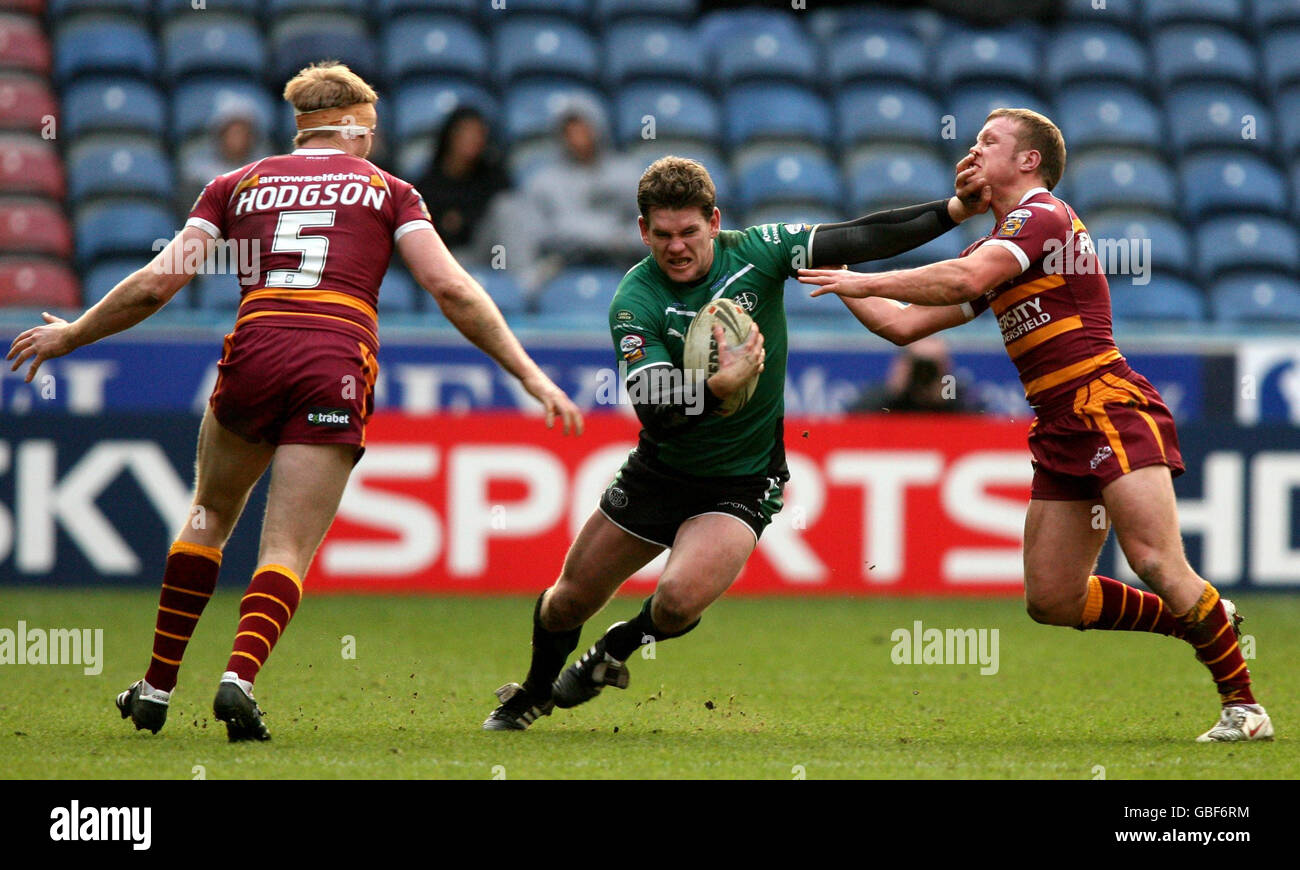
[
  {"xmin": 637, "ymin": 156, "xmax": 717, "ymax": 221},
  {"xmin": 283, "ymin": 62, "xmax": 378, "ymax": 147},
  {"xmin": 986, "ymin": 108, "xmax": 1067, "ymax": 191}
]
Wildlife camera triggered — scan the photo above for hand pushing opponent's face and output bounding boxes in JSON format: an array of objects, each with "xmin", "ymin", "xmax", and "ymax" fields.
[{"xmin": 639, "ymin": 206, "xmax": 720, "ymax": 284}]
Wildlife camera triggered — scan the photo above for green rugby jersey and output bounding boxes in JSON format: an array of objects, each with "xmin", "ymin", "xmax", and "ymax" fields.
[{"xmin": 609, "ymin": 220, "xmax": 814, "ymax": 477}]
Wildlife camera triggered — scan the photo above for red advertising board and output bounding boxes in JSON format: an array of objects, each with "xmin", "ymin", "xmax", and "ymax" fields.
[{"xmin": 311, "ymin": 412, "xmax": 1034, "ymax": 595}]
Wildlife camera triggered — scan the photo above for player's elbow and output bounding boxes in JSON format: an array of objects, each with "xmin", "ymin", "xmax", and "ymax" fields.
[
  {"xmin": 425, "ymin": 274, "xmax": 475, "ymax": 309},
  {"xmin": 942, "ymin": 273, "xmax": 982, "ymax": 307},
  {"xmin": 876, "ymin": 322, "xmax": 916, "ymax": 346}
]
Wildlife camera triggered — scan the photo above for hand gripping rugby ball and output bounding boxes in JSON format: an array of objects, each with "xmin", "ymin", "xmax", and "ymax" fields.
[{"xmin": 683, "ymin": 297, "xmax": 759, "ymax": 417}]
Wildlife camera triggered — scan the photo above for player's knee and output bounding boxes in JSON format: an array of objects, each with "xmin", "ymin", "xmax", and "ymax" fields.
[
  {"xmin": 1023, "ymin": 583, "xmax": 1083, "ymax": 626},
  {"xmin": 541, "ymin": 584, "xmax": 591, "ymax": 631},
  {"xmin": 651, "ymin": 584, "xmax": 703, "ymax": 634},
  {"xmin": 1123, "ymin": 546, "xmax": 1168, "ymax": 587}
]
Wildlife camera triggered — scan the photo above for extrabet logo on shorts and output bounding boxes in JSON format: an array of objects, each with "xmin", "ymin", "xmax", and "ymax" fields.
[{"xmin": 306, "ymin": 408, "xmax": 351, "ymax": 426}]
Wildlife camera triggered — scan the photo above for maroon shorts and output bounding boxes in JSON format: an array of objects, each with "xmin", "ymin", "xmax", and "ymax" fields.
[
  {"xmin": 1028, "ymin": 369, "xmax": 1184, "ymax": 501},
  {"xmin": 209, "ymin": 325, "xmax": 378, "ymax": 456}
]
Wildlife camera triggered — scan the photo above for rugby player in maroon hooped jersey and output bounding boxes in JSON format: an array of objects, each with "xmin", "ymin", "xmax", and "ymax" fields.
[
  {"xmin": 6, "ymin": 63, "xmax": 583, "ymax": 742},
  {"xmin": 798, "ymin": 108, "xmax": 1272, "ymax": 743}
]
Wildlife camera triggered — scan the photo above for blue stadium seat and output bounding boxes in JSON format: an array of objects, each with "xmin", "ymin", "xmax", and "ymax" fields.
[
  {"xmin": 1058, "ymin": 84, "xmax": 1163, "ymax": 153},
  {"xmin": 1165, "ymin": 84, "xmax": 1272, "ymax": 154},
  {"xmin": 172, "ymin": 79, "xmax": 277, "ymax": 142},
  {"xmin": 1144, "ymin": 0, "xmax": 1247, "ymax": 30},
  {"xmin": 502, "ymin": 0, "xmax": 591, "ymax": 16},
  {"xmin": 724, "ymin": 84, "xmax": 831, "ymax": 149},
  {"xmin": 1196, "ymin": 216, "xmax": 1300, "ymax": 279},
  {"xmin": 378, "ymin": 266, "xmax": 417, "ymax": 313},
  {"xmin": 935, "ymin": 28, "xmax": 1039, "ymax": 92},
  {"xmin": 1180, "ymin": 152, "xmax": 1289, "ymax": 219},
  {"xmin": 714, "ymin": 22, "xmax": 818, "ymax": 88},
  {"xmin": 49, "ymin": 0, "xmax": 149, "ymax": 15},
  {"xmin": 868, "ymin": 230, "xmax": 968, "ymax": 272},
  {"xmin": 1276, "ymin": 87, "xmax": 1300, "ymax": 156},
  {"xmin": 67, "ymin": 142, "xmax": 173, "ymax": 204},
  {"xmin": 836, "ymin": 84, "xmax": 943, "ymax": 150},
  {"xmin": 536, "ymin": 267, "xmax": 625, "ymax": 329},
  {"xmin": 501, "ymin": 82, "xmax": 606, "ymax": 144},
  {"xmin": 269, "ymin": 14, "xmax": 377, "ymax": 86},
  {"xmin": 373, "ymin": 0, "xmax": 476, "ymax": 18},
  {"xmin": 54, "ymin": 17, "xmax": 157, "ymax": 84},
  {"xmin": 604, "ymin": 22, "xmax": 705, "ymax": 87},
  {"xmin": 156, "ymin": 0, "xmax": 261, "ymax": 17},
  {"xmin": 1151, "ymin": 26, "xmax": 1258, "ymax": 91},
  {"xmin": 825, "ymin": 28, "xmax": 927, "ymax": 88},
  {"xmin": 62, "ymin": 78, "xmax": 166, "ymax": 139},
  {"xmin": 808, "ymin": 7, "xmax": 916, "ymax": 43},
  {"xmin": 1044, "ymin": 25, "xmax": 1149, "ymax": 90},
  {"xmin": 383, "ymin": 15, "xmax": 487, "ymax": 84},
  {"xmin": 82, "ymin": 256, "xmax": 149, "ymax": 304},
  {"xmin": 74, "ymin": 200, "xmax": 175, "ymax": 265},
  {"xmin": 467, "ymin": 268, "xmax": 527, "ymax": 316},
  {"xmin": 783, "ymin": 274, "xmax": 845, "ymax": 320},
  {"xmin": 744, "ymin": 206, "xmax": 843, "ymax": 232},
  {"xmin": 1109, "ymin": 275, "xmax": 1206, "ymax": 324},
  {"xmin": 391, "ymin": 80, "xmax": 498, "ymax": 143},
  {"xmin": 1254, "ymin": 0, "xmax": 1300, "ymax": 29},
  {"xmin": 1063, "ymin": 0, "xmax": 1139, "ymax": 26},
  {"xmin": 1068, "ymin": 152, "xmax": 1179, "ymax": 215},
  {"xmin": 949, "ymin": 86, "xmax": 1052, "ymax": 150},
  {"xmin": 594, "ymin": 0, "xmax": 696, "ymax": 25},
  {"xmin": 1262, "ymin": 29, "xmax": 1300, "ymax": 93},
  {"xmin": 614, "ymin": 83, "xmax": 719, "ymax": 148},
  {"xmin": 493, "ymin": 18, "xmax": 599, "ymax": 85},
  {"xmin": 161, "ymin": 15, "xmax": 266, "ymax": 82},
  {"xmin": 266, "ymin": 0, "xmax": 369, "ymax": 15},
  {"xmin": 846, "ymin": 147, "xmax": 949, "ymax": 213},
  {"xmin": 736, "ymin": 151, "xmax": 841, "ymax": 213},
  {"xmin": 697, "ymin": 9, "xmax": 802, "ymax": 48},
  {"xmin": 1083, "ymin": 211, "xmax": 1194, "ymax": 278},
  {"xmin": 1210, "ymin": 273, "xmax": 1300, "ymax": 323},
  {"xmin": 194, "ymin": 271, "xmax": 242, "ymax": 311}
]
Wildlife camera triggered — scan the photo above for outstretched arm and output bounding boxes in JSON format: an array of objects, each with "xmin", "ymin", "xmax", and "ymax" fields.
[
  {"xmin": 7, "ymin": 225, "xmax": 212, "ymax": 382},
  {"xmin": 837, "ymin": 298, "xmax": 973, "ymax": 346},
  {"xmin": 799, "ymin": 243, "xmax": 1023, "ymax": 307},
  {"xmin": 398, "ymin": 225, "xmax": 583, "ymax": 435}
]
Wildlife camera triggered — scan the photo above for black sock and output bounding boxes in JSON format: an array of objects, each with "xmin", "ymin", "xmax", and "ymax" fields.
[
  {"xmin": 522, "ymin": 592, "xmax": 581, "ymax": 699},
  {"xmin": 603, "ymin": 595, "xmax": 700, "ymax": 662}
]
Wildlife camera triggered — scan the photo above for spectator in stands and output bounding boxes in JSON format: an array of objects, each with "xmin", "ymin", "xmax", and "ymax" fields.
[
  {"xmin": 849, "ymin": 336, "xmax": 981, "ymax": 413},
  {"xmin": 179, "ymin": 98, "xmax": 270, "ymax": 212},
  {"xmin": 417, "ymin": 107, "xmax": 510, "ymax": 258}
]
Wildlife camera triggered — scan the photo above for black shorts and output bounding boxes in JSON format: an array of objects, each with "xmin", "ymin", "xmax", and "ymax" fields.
[{"xmin": 598, "ymin": 448, "xmax": 786, "ymax": 548}]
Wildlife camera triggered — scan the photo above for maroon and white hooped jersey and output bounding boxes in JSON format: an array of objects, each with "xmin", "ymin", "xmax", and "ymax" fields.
[{"xmin": 186, "ymin": 146, "xmax": 433, "ymax": 351}]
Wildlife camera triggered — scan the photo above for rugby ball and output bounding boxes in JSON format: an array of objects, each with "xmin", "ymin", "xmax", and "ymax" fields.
[{"xmin": 683, "ymin": 297, "xmax": 759, "ymax": 416}]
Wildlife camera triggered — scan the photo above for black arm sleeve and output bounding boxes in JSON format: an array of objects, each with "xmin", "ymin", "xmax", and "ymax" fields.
[
  {"xmin": 628, "ymin": 365, "xmax": 724, "ymax": 442},
  {"xmin": 809, "ymin": 199, "xmax": 957, "ymax": 267}
]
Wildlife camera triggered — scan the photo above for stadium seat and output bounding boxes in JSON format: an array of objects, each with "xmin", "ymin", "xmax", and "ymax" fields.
[
  {"xmin": 53, "ymin": 16, "xmax": 157, "ymax": 83},
  {"xmin": 1063, "ymin": 0, "xmax": 1139, "ymax": 26},
  {"xmin": 1083, "ymin": 211, "xmax": 1194, "ymax": 279},
  {"xmin": 62, "ymin": 78, "xmax": 166, "ymax": 139},
  {"xmin": 825, "ymin": 28, "xmax": 927, "ymax": 88},
  {"xmin": 193, "ymin": 271, "xmax": 243, "ymax": 311},
  {"xmin": 161, "ymin": 15, "xmax": 267, "ymax": 82},
  {"xmin": 1151, "ymin": 26, "xmax": 1258, "ymax": 91},
  {"xmin": 0, "ymin": 258, "xmax": 79, "ymax": 309},
  {"xmin": 536, "ymin": 267, "xmax": 625, "ymax": 329},
  {"xmin": 383, "ymin": 15, "xmax": 487, "ymax": 84},
  {"xmin": 736, "ymin": 151, "xmax": 841, "ymax": 213},
  {"xmin": 467, "ymin": 267, "xmax": 527, "ymax": 316},
  {"xmin": 1180, "ymin": 152, "xmax": 1290, "ymax": 220},
  {"xmin": 1068, "ymin": 151, "xmax": 1179, "ymax": 215},
  {"xmin": 0, "ymin": 14, "xmax": 50, "ymax": 76},
  {"xmin": 1144, "ymin": 0, "xmax": 1247, "ymax": 30},
  {"xmin": 269, "ymin": 14, "xmax": 377, "ymax": 86},
  {"xmin": 1278, "ymin": 87, "xmax": 1300, "ymax": 157},
  {"xmin": 0, "ymin": 73, "xmax": 57, "ymax": 132},
  {"xmin": 697, "ymin": 9, "xmax": 802, "ymax": 49},
  {"xmin": 604, "ymin": 21, "xmax": 705, "ymax": 87},
  {"xmin": 493, "ymin": 18, "xmax": 599, "ymax": 86},
  {"xmin": 836, "ymin": 84, "xmax": 943, "ymax": 151},
  {"xmin": 724, "ymin": 84, "xmax": 831, "ymax": 149},
  {"xmin": 391, "ymin": 80, "xmax": 498, "ymax": 143},
  {"xmin": 1165, "ymin": 84, "xmax": 1272, "ymax": 154},
  {"xmin": 49, "ymin": 0, "xmax": 149, "ymax": 15},
  {"xmin": 935, "ymin": 28, "xmax": 1040, "ymax": 92},
  {"xmin": 714, "ymin": 22, "xmax": 818, "ymax": 88},
  {"xmin": 1254, "ymin": 0, "xmax": 1300, "ymax": 29},
  {"xmin": 845, "ymin": 147, "xmax": 949, "ymax": 213},
  {"xmin": 1057, "ymin": 84, "xmax": 1163, "ymax": 153},
  {"xmin": 1109, "ymin": 274, "xmax": 1206, "ymax": 324},
  {"xmin": 808, "ymin": 6, "xmax": 916, "ymax": 43},
  {"xmin": 171, "ymin": 78, "xmax": 277, "ymax": 143},
  {"xmin": 266, "ymin": 0, "xmax": 370, "ymax": 15},
  {"xmin": 501, "ymin": 82, "xmax": 606, "ymax": 145},
  {"xmin": 744, "ymin": 205, "xmax": 843, "ymax": 232},
  {"xmin": 0, "ymin": 134, "xmax": 63, "ymax": 198},
  {"xmin": 378, "ymin": 266, "xmax": 417, "ymax": 313},
  {"xmin": 868, "ymin": 230, "xmax": 969, "ymax": 273},
  {"xmin": 73, "ymin": 200, "xmax": 175, "ymax": 264},
  {"xmin": 613, "ymin": 83, "xmax": 719, "ymax": 148},
  {"xmin": 1044, "ymin": 25, "xmax": 1149, "ymax": 90},
  {"xmin": 949, "ymin": 86, "xmax": 1052, "ymax": 151},
  {"xmin": 593, "ymin": 0, "xmax": 697, "ymax": 26},
  {"xmin": 1210, "ymin": 273, "xmax": 1300, "ymax": 324},
  {"xmin": 156, "ymin": 0, "xmax": 261, "ymax": 16},
  {"xmin": 1262, "ymin": 29, "xmax": 1300, "ymax": 94},
  {"xmin": 0, "ymin": 197, "xmax": 72, "ymax": 258},
  {"xmin": 81, "ymin": 256, "xmax": 148, "ymax": 304},
  {"xmin": 67, "ymin": 141, "xmax": 173, "ymax": 205},
  {"xmin": 623, "ymin": 140, "xmax": 732, "ymax": 203},
  {"xmin": 1195, "ymin": 216, "xmax": 1300, "ymax": 279}
]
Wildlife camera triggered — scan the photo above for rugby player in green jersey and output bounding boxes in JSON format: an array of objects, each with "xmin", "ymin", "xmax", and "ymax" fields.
[{"xmin": 484, "ymin": 155, "xmax": 991, "ymax": 729}]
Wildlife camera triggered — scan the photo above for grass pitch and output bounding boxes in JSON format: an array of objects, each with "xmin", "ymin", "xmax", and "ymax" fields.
[{"xmin": 0, "ymin": 590, "xmax": 1294, "ymax": 779}]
